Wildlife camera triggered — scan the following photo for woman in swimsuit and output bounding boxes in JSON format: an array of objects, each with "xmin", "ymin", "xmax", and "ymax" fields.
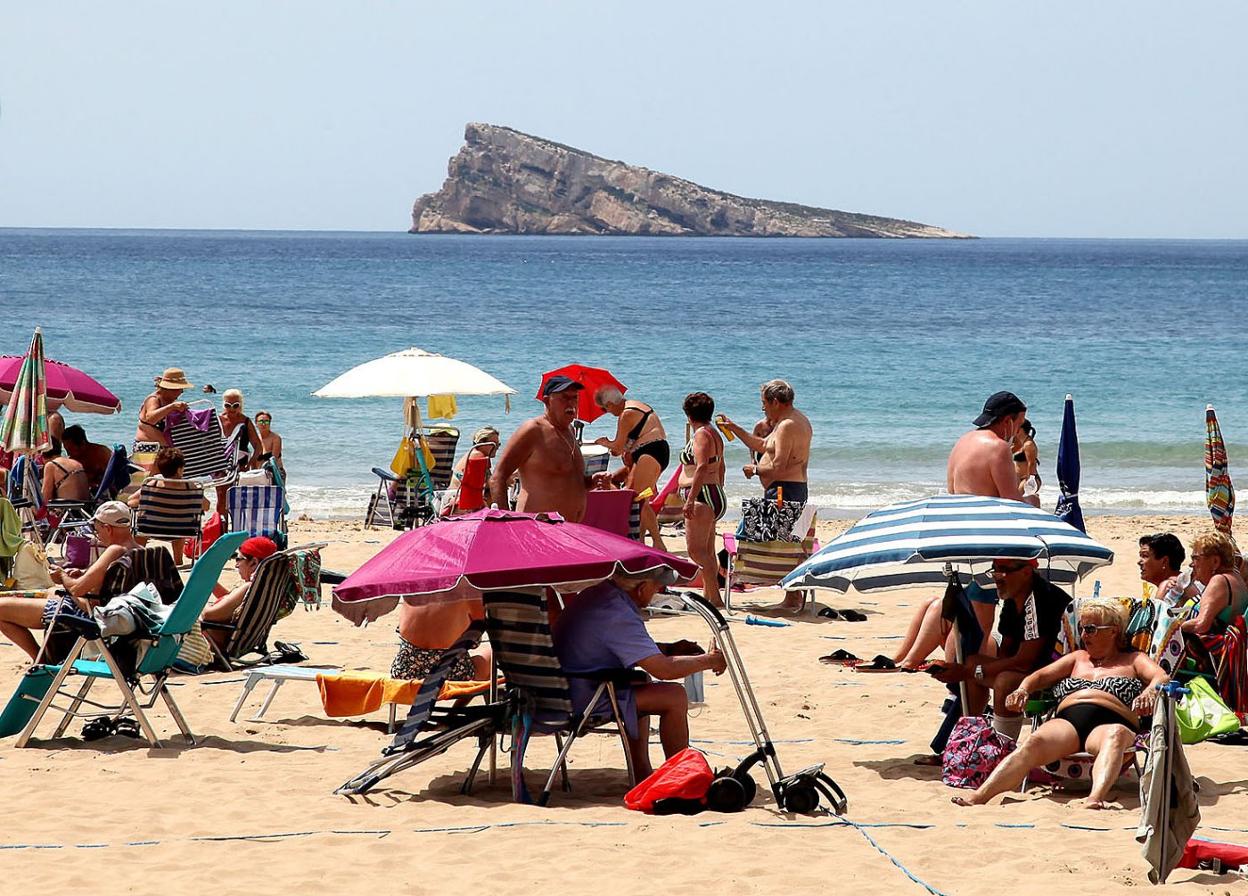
[
  {"xmin": 593, "ymin": 386, "xmax": 670, "ymax": 550},
  {"xmin": 679, "ymin": 392, "xmax": 727, "ymax": 608},
  {"xmin": 134, "ymin": 367, "xmax": 192, "ymax": 456},
  {"xmin": 40, "ymin": 440, "xmax": 90, "ymax": 505},
  {"xmin": 1182, "ymin": 530, "xmax": 1248, "ymax": 636},
  {"xmin": 953, "ymin": 598, "xmax": 1168, "ymax": 809},
  {"xmin": 1012, "ymin": 419, "xmax": 1040, "ymax": 508},
  {"xmin": 216, "ymin": 388, "xmax": 265, "ymax": 517}
]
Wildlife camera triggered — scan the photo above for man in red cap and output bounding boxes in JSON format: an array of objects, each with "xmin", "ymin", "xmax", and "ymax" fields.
[
  {"xmin": 202, "ymin": 536, "xmax": 278, "ymax": 646},
  {"xmin": 490, "ymin": 375, "xmax": 597, "ymax": 522}
]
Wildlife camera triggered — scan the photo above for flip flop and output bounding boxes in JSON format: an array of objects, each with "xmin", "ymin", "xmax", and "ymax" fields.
[
  {"xmin": 901, "ymin": 661, "xmax": 936, "ymax": 673},
  {"xmin": 819, "ymin": 649, "xmax": 860, "ymax": 666},
  {"xmin": 854, "ymin": 655, "xmax": 899, "ymax": 673},
  {"xmin": 817, "ymin": 608, "xmax": 842, "ymax": 620},
  {"xmin": 273, "ymin": 641, "xmax": 308, "ymax": 663},
  {"xmin": 839, "ymin": 609, "xmax": 868, "ymax": 622},
  {"xmin": 82, "ymin": 717, "xmax": 114, "ymax": 741},
  {"xmin": 112, "ymin": 718, "xmax": 141, "ymax": 739}
]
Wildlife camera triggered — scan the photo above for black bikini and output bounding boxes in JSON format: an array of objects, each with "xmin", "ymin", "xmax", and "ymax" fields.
[
  {"xmin": 1051, "ymin": 677, "xmax": 1144, "ymax": 750},
  {"xmin": 625, "ymin": 404, "xmax": 670, "ymax": 472}
]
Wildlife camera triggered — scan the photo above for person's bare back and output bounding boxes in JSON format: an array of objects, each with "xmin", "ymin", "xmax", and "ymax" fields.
[{"xmin": 397, "ymin": 599, "xmax": 482, "ymax": 649}]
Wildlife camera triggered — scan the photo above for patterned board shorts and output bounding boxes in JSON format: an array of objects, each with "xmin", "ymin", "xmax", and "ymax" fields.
[
  {"xmin": 42, "ymin": 593, "xmax": 92, "ymax": 628},
  {"xmin": 391, "ymin": 637, "xmax": 477, "ymax": 681}
]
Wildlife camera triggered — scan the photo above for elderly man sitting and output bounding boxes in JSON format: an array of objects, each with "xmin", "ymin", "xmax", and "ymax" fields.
[{"xmin": 553, "ymin": 572, "xmax": 727, "ymax": 778}]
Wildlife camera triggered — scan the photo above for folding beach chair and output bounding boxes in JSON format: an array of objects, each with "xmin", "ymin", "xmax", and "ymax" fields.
[
  {"xmin": 483, "ymin": 589, "xmax": 641, "ymax": 805},
  {"xmin": 337, "ymin": 620, "xmax": 510, "ymax": 796},
  {"xmin": 201, "ymin": 543, "xmax": 325, "ymax": 670},
  {"xmin": 365, "ymin": 428, "xmax": 459, "ymax": 530},
  {"xmin": 227, "ymin": 484, "xmax": 287, "ymax": 548},
  {"xmin": 133, "ymin": 477, "xmax": 205, "ymax": 558},
  {"xmin": 9, "ymin": 532, "xmax": 246, "ymax": 747},
  {"xmin": 47, "ymin": 445, "xmax": 134, "ymax": 547},
  {"xmin": 722, "ymin": 507, "xmax": 820, "ymax": 612},
  {"xmin": 6, "ymin": 455, "xmax": 44, "ymax": 540}
]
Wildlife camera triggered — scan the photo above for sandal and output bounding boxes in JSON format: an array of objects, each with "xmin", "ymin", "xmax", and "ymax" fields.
[
  {"xmin": 112, "ymin": 718, "xmax": 141, "ymax": 739},
  {"xmin": 854, "ymin": 655, "xmax": 899, "ymax": 673},
  {"xmin": 838, "ymin": 609, "xmax": 868, "ymax": 622},
  {"xmin": 273, "ymin": 641, "xmax": 308, "ymax": 663},
  {"xmin": 819, "ymin": 649, "xmax": 860, "ymax": 665},
  {"xmin": 82, "ymin": 717, "xmax": 114, "ymax": 741},
  {"xmin": 817, "ymin": 608, "xmax": 842, "ymax": 620}
]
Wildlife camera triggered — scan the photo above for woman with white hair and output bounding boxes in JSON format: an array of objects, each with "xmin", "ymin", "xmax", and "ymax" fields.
[
  {"xmin": 592, "ymin": 386, "xmax": 670, "ymax": 549},
  {"xmin": 953, "ymin": 598, "xmax": 1169, "ymax": 809},
  {"xmin": 217, "ymin": 388, "xmax": 264, "ymax": 517}
]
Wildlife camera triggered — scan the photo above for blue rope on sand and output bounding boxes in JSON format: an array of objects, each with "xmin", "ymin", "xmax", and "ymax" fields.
[
  {"xmin": 844, "ymin": 821, "xmax": 951, "ymax": 896},
  {"xmin": 832, "ymin": 738, "xmax": 905, "ymax": 745}
]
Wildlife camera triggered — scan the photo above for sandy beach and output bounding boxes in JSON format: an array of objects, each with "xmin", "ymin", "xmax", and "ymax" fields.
[{"xmin": 3, "ymin": 512, "xmax": 1245, "ymax": 894}]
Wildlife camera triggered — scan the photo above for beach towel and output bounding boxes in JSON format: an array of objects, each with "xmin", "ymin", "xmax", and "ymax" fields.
[
  {"xmin": 316, "ymin": 672, "xmax": 492, "ymax": 717},
  {"xmin": 279, "ymin": 548, "xmax": 322, "ymax": 618},
  {"xmin": 736, "ymin": 497, "xmax": 805, "ymax": 542},
  {"xmin": 1137, "ymin": 699, "xmax": 1201, "ymax": 883},
  {"xmin": 426, "ymin": 394, "xmax": 457, "ymax": 420}
]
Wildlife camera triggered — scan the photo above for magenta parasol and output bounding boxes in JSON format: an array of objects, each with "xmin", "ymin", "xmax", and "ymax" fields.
[
  {"xmin": 331, "ymin": 508, "xmax": 698, "ymax": 624},
  {"xmin": 0, "ymin": 355, "xmax": 122, "ymax": 415}
]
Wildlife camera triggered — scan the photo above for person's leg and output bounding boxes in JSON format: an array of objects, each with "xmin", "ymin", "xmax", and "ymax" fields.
[
  {"xmin": 470, "ymin": 643, "xmax": 493, "ymax": 680},
  {"xmin": 895, "ymin": 597, "xmax": 947, "ymax": 667},
  {"xmin": 634, "ymin": 682, "xmax": 690, "ymax": 765},
  {"xmin": 972, "ymin": 601, "xmax": 998, "ymax": 658},
  {"xmin": 0, "ymin": 597, "xmax": 49, "ymax": 660},
  {"xmin": 988, "ymin": 670, "xmax": 1026, "ymax": 739},
  {"xmin": 1083, "ymin": 722, "xmax": 1136, "ymax": 807},
  {"xmin": 171, "ymin": 538, "xmax": 184, "ymax": 565},
  {"xmin": 953, "ymin": 718, "xmax": 1081, "ymax": 806},
  {"xmin": 686, "ymin": 504, "xmax": 721, "ymax": 607},
  {"xmin": 627, "ymin": 455, "xmax": 664, "ymax": 550}
]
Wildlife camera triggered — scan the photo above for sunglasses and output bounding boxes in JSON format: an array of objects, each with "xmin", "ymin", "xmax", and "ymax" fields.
[
  {"xmin": 993, "ymin": 562, "xmax": 1029, "ymax": 574},
  {"xmin": 256, "ymin": 419, "xmax": 271, "ymax": 425},
  {"xmin": 1079, "ymin": 624, "xmax": 1115, "ymax": 636},
  {"xmin": 224, "ymin": 402, "xmax": 241, "ymax": 409},
  {"xmin": 232, "ymin": 553, "xmax": 257, "ymax": 562}
]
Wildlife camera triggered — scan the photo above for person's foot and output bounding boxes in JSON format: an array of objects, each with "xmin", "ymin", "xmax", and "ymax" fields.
[
  {"xmin": 951, "ymin": 794, "xmax": 984, "ymax": 807},
  {"xmin": 1079, "ymin": 798, "xmax": 1122, "ymax": 810}
]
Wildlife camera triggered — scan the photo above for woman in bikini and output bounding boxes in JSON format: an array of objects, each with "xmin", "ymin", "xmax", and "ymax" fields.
[
  {"xmin": 953, "ymin": 598, "xmax": 1168, "ymax": 809},
  {"xmin": 593, "ymin": 386, "xmax": 670, "ymax": 549},
  {"xmin": 40, "ymin": 440, "xmax": 90, "ymax": 505},
  {"xmin": 1011, "ymin": 419, "xmax": 1040, "ymax": 507},
  {"xmin": 134, "ymin": 368, "xmax": 192, "ymax": 459},
  {"xmin": 679, "ymin": 392, "xmax": 727, "ymax": 607}
]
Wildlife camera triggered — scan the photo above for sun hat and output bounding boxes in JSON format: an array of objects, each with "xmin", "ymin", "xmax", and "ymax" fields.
[
  {"xmin": 540, "ymin": 375, "xmax": 584, "ymax": 398},
  {"xmin": 93, "ymin": 501, "xmax": 133, "ymax": 527},
  {"xmin": 472, "ymin": 426, "xmax": 500, "ymax": 445},
  {"xmin": 156, "ymin": 367, "xmax": 193, "ymax": 391},
  {"xmin": 972, "ymin": 391, "xmax": 1027, "ymax": 428},
  {"xmin": 239, "ymin": 536, "xmax": 279, "ymax": 561}
]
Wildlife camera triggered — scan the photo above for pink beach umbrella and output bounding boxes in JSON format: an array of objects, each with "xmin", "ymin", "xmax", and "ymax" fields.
[
  {"xmin": 332, "ymin": 508, "xmax": 699, "ymax": 625},
  {"xmin": 0, "ymin": 355, "xmax": 122, "ymax": 415}
]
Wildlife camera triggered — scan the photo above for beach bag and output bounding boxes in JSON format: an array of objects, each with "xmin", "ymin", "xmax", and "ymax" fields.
[
  {"xmin": 174, "ymin": 622, "xmax": 215, "ymax": 673},
  {"xmin": 625, "ymin": 748, "xmax": 713, "ymax": 813},
  {"xmin": 390, "ymin": 437, "xmax": 417, "ymax": 478},
  {"xmin": 941, "ymin": 715, "xmax": 1016, "ymax": 789},
  {"xmin": 1176, "ymin": 677, "xmax": 1240, "ymax": 744},
  {"xmin": 736, "ymin": 497, "xmax": 805, "ymax": 543},
  {"xmin": 12, "ymin": 542, "xmax": 54, "ymax": 589},
  {"xmin": 64, "ymin": 534, "xmax": 96, "ymax": 570}
]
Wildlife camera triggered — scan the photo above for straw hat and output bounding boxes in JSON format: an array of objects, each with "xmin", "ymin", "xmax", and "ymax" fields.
[{"xmin": 155, "ymin": 368, "xmax": 193, "ymax": 391}]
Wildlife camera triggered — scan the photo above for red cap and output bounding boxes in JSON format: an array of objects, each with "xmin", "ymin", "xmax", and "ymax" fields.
[{"xmin": 240, "ymin": 536, "xmax": 279, "ymax": 561}]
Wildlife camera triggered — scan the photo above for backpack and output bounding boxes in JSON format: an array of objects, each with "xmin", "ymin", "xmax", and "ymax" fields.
[
  {"xmin": 625, "ymin": 748, "xmax": 714, "ymax": 814},
  {"xmin": 941, "ymin": 715, "xmax": 1016, "ymax": 789}
]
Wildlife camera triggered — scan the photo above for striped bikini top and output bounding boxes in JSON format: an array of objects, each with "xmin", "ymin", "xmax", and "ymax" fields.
[{"xmin": 1051, "ymin": 676, "xmax": 1143, "ymax": 707}]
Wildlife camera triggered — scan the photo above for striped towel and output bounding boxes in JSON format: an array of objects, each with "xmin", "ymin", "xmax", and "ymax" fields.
[
  {"xmin": 134, "ymin": 480, "xmax": 204, "ymax": 539},
  {"xmin": 169, "ymin": 411, "xmax": 230, "ymax": 480}
]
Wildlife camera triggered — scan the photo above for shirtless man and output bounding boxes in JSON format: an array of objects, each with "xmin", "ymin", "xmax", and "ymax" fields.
[
  {"xmin": 947, "ymin": 391, "xmax": 1027, "ymax": 501},
  {"xmin": 392, "ymin": 599, "xmax": 491, "ymax": 681},
  {"xmin": 490, "ymin": 375, "xmax": 593, "ymax": 522},
  {"xmin": 720, "ymin": 380, "xmax": 811, "ymax": 503},
  {"xmin": 62, "ymin": 425, "xmax": 114, "ymax": 492}
]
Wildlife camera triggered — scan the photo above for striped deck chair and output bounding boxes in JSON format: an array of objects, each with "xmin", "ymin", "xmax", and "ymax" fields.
[
  {"xmin": 168, "ymin": 408, "xmax": 237, "ymax": 487},
  {"xmin": 201, "ymin": 547, "xmax": 298, "ymax": 670},
  {"xmin": 227, "ymin": 484, "xmax": 287, "ymax": 548},
  {"xmin": 483, "ymin": 589, "xmax": 640, "ymax": 805},
  {"xmin": 365, "ymin": 428, "xmax": 460, "ymax": 530},
  {"xmin": 133, "ymin": 478, "xmax": 205, "ymax": 556},
  {"xmin": 336, "ymin": 620, "xmax": 510, "ymax": 796},
  {"xmin": 723, "ymin": 508, "xmax": 820, "ymax": 612}
]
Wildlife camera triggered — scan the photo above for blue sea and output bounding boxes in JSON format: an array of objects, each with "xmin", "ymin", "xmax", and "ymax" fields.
[{"xmin": 3, "ymin": 229, "xmax": 1247, "ymax": 519}]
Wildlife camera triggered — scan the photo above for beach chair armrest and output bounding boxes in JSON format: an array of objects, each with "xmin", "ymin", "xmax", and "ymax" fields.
[
  {"xmin": 565, "ymin": 668, "xmax": 650, "ymax": 687},
  {"xmin": 371, "ymin": 467, "xmax": 400, "ymax": 483}
]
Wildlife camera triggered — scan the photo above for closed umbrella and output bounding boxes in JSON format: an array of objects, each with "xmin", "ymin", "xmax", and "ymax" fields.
[
  {"xmin": 1205, "ymin": 405, "xmax": 1234, "ymax": 537},
  {"xmin": 1054, "ymin": 393, "xmax": 1086, "ymax": 533},
  {"xmin": 331, "ymin": 507, "xmax": 698, "ymax": 625},
  {"xmin": 536, "ymin": 364, "xmax": 626, "ymax": 424},
  {"xmin": 0, "ymin": 355, "xmax": 121, "ymax": 415},
  {"xmin": 0, "ymin": 330, "xmax": 50, "ymax": 454}
]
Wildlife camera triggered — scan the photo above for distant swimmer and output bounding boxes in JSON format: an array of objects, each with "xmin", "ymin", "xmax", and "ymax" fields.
[{"xmin": 947, "ymin": 391, "xmax": 1027, "ymax": 500}]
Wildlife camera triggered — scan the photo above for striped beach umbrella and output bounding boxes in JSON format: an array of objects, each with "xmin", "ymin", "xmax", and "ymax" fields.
[
  {"xmin": 1054, "ymin": 393, "xmax": 1086, "ymax": 533},
  {"xmin": 1205, "ymin": 404, "xmax": 1234, "ymax": 536},
  {"xmin": 781, "ymin": 493, "xmax": 1113, "ymax": 594},
  {"xmin": 0, "ymin": 329, "xmax": 50, "ymax": 454}
]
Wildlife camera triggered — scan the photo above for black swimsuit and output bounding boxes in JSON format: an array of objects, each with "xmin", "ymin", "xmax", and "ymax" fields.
[
  {"xmin": 625, "ymin": 404, "xmax": 670, "ymax": 472},
  {"xmin": 1052, "ymin": 677, "xmax": 1144, "ymax": 750}
]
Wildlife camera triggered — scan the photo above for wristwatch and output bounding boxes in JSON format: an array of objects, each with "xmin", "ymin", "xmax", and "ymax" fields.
[{"xmin": 973, "ymin": 664, "xmax": 985, "ymax": 682}]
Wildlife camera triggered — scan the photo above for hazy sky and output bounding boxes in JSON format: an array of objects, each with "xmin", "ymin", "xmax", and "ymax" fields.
[{"xmin": 2, "ymin": 2, "xmax": 1245, "ymax": 237}]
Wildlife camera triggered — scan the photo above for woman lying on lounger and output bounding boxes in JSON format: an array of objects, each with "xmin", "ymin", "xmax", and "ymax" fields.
[{"xmin": 952, "ymin": 599, "xmax": 1168, "ymax": 809}]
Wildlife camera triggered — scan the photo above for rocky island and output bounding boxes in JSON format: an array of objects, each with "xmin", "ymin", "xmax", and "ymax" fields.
[{"xmin": 411, "ymin": 123, "xmax": 966, "ymax": 238}]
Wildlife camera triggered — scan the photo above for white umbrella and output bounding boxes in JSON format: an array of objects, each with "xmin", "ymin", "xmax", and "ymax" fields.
[{"xmin": 313, "ymin": 347, "xmax": 516, "ymax": 400}]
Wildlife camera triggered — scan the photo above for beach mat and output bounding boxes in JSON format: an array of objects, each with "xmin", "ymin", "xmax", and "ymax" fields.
[{"xmin": 0, "ymin": 667, "xmax": 54, "ymax": 738}]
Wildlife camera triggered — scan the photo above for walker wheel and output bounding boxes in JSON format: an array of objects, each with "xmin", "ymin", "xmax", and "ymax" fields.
[
  {"xmin": 734, "ymin": 770, "xmax": 757, "ymax": 806},
  {"xmin": 706, "ymin": 774, "xmax": 749, "ymax": 812},
  {"xmin": 781, "ymin": 782, "xmax": 820, "ymax": 814}
]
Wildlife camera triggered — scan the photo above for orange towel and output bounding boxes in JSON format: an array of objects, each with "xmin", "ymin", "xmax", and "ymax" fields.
[{"xmin": 316, "ymin": 672, "xmax": 495, "ymax": 718}]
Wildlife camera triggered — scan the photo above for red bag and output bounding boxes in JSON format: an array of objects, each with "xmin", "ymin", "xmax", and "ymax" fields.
[
  {"xmin": 185, "ymin": 512, "xmax": 221, "ymax": 560},
  {"xmin": 1179, "ymin": 837, "xmax": 1248, "ymax": 871},
  {"xmin": 624, "ymin": 748, "xmax": 713, "ymax": 813}
]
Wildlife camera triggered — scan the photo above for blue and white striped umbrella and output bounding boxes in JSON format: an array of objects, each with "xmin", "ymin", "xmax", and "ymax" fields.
[{"xmin": 781, "ymin": 494, "xmax": 1114, "ymax": 594}]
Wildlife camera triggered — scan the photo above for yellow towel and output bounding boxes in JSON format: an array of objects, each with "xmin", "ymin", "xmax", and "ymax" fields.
[
  {"xmin": 426, "ymin": 394, "xmax": 458, "ymax": 421},
  {"xmin": 316, "ymin": 672, "xmax": 494, "ymax": 717}
]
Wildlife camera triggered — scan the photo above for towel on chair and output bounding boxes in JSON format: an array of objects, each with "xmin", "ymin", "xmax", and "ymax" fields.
[
  {"xmin": 426, "ymin": 394, "xmax": 458, "ymax": 420},
  {"xmin": 316, "ymin": 672, "xmax": 492, "ymax": 717}
]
